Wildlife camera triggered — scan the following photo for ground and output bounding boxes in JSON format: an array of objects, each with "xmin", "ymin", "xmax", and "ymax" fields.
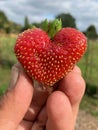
[{"xmin": 76, "ymin": 110, "xmax": 98, "ymax": 130}]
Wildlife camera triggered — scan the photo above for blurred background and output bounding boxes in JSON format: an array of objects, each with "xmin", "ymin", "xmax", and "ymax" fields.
[{"xmin": 0, "ymin": 0, "xmax": 98, "ymax": 129}]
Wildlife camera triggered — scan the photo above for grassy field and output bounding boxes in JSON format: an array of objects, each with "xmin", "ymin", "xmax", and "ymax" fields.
[
  {"xmin": 0, "ymin": 67, "xmax": 10, "ymax": 95},
  {"xmin": 0, "ymin": 35, "xmax": 17, "ymax": 65},
  {"xmin": 0, "ymin": 35, "xmax": 17, "ymax": 94},
  {"xmin": 0, "ymin": 35, "xmax": 98, "ymax": 117},
  {"xmin": 78, "ymin": 40, "xmax": 98, "ymax": 86},
  {"xmin": 81, "ymin": 95, "xmax": 98, "ymax": 117}
]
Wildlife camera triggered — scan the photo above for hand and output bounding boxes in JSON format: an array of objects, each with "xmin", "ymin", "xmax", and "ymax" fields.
[{"xmin": 0, "ymin": 63, "xmax": 85, "ymax": 130}]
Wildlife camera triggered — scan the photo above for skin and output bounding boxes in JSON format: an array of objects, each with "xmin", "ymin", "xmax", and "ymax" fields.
[{"xmin": 0, "ymin": 63, "xmax": 85, "ymax": 130}]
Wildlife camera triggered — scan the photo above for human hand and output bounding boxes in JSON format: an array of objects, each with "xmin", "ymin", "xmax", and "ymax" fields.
[{"xmin": 0, "ymin": 63, "xmax": 85, "ymax": 130}]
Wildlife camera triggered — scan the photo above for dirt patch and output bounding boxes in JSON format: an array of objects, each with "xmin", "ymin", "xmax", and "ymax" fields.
[{"xmin": 76, "ymin": 110, "xmax": 98, "ymax": 130}]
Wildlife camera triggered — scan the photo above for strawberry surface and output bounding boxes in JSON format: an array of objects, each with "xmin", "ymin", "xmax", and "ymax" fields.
[{"xmin": 14, "ymin": 27, "xmax": 87, "ymax": 87}]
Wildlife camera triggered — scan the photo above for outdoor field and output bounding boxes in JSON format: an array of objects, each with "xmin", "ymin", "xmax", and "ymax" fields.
[
  {"xmin": 1, "ymin": 0, "xmax": 98, "ymax": 129},
  {"xmin": 0, "ymin": 34, "xmax": 98, "ymax": 118}
]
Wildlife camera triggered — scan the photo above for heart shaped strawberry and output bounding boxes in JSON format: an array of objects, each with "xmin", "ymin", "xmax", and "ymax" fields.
[{"xmin": 14, "ymin": 20, "xmax": 87, "ymax": 87}]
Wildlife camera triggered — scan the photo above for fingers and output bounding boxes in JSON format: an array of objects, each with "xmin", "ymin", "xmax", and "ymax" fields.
[
  {"xmin": 59, "ymin": 66, "xmax": 85, "ymax": 105},
  {"xmin": 58, "ymin": 65, "xmax": 86, "ymax": 121},
  {"xmin": 16, "ymin": 120, "xmax": 32, "ymax": 130},
  {"xmin": 31, "ymin": 106, "xmax": 47, "ymax": 130},
  {"xmin": 30, "ymin": 65, "xmax": 85, "ymax": 130},
  {"xmin": 0, "ymin": 63, "xmax": 85, "ymax": 130},
  {"xmin": 0, "ymin": 64, "xmax": 33, "ymax": 129},
  {"xmin": 46, "ymin": 91, "xmax": 74, "ymax": 130},
  {"xmin": 46, "ymin": 66, "xmax": 85, "ymax": 130},
  {"xmin": 24, "ymin": 83, "xmax": 52, "ymax": 121}
]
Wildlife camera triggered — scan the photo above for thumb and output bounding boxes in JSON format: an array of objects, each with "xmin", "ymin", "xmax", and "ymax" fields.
[{"xmin": 0, "ymin": 64, "xmax": 33, "ymax": 130}]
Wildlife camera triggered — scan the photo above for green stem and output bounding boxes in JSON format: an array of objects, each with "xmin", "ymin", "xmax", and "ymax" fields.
[{"xmin": 41, "ymin": 19, "xmax": 62, "ymax": 39}]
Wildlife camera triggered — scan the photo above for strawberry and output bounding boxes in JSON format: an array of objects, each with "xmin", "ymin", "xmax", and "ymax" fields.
[{"xmin": 14, "ymin": 20, "xmax": 87, "ymax": 87}]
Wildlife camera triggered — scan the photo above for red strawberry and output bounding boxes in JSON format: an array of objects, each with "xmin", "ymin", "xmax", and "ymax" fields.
[{"xmin": 14, "ymin": 23, "xmax": 87, "ymax": 87}]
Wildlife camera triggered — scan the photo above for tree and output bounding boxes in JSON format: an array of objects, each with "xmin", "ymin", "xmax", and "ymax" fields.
[
  {"xmin": 85, "ymin": 25, "xmax": 98, "ymax": 39},
  {"xmin": 21, "ymin": 16, "xmax": 31, "ymax": 31},
  {"xmin": 0, "ymin": 10, "xmax": 9, "ymax": 29},
  {"xmin": 0, "ymin": 10, "xmax": 21, "ymax": 33},
  {"xmin": 56, "ymin": 13, "xmax": 76, "ymax": 28},
  {"xmin": 24, "ymin": 16, "xmax": 30, "ymax": 29}
]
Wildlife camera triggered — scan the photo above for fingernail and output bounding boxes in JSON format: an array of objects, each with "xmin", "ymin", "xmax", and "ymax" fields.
[{"xmin": 9, "ymin": 63, "xmax": 21, "ymax": 89}]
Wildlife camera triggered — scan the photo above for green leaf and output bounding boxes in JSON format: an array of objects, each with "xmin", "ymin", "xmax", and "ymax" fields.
[
  {"xmin": 41, "ymin": 19, "xmax": 62, "ymax": 39},
  {"xmin": 48, "ymin": 19, "xmax": 62, "ymax": 38},
  {"xmin": 41, "ymin": 19, "xmax": 49, "ymax": 32}
]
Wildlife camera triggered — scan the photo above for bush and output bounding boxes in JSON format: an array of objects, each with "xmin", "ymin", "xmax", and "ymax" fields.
[{"xmin": 86, "ymin": 83, "xmax": 98, "ymax": 97}]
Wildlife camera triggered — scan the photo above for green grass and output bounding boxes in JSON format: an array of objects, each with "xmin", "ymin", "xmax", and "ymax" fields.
[
  {"xmin": 0, "ymin": 36, "xmax": 98, "ymax": 117},
  {"xmin": 0, "ymin": 35, "xmax": 17, "ymax": 95},
  {"xmin": 80, "ymin": 95, "xmax": 98, "ymax": 117},
  {"xmin": 78, "ymin": 41, "xmax": 98, "ymax": 117},
  {"xmin": 0, "ymin": 35, "xmax": 17, "ymax": 65},
  {"xmin": 0, "ymin": 67, "xmax": 11, "ymax": 95},
  {"xmin": 78, "ymin": 40, "xmax": 98, "ymax": 87}
]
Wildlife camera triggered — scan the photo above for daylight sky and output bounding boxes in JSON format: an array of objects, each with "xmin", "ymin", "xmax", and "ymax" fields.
[{"xmin": 0, "ymin": 0, "xmax": 98, "ymax": 32}]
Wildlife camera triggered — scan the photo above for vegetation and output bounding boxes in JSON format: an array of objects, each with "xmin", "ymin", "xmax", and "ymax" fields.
[
  {"xmin": 0, "ymin": 35, "xmax": 98, "ymax": 116},
  {"xmin": 0, "ymin": 35, "xmax": 17, "ymax": 68},
  {"xmin": 0, "ymin": 10, "xmax": 22, "ymax": 34},
  {"xmin": 21, "ymin": 16, "xmax": 31, "ymax": 32},
  {"xmin": 0, "ymin": 10, "xmax": 98, "ymax": 117},
  {"xmin": 77, "ymin": 41, "xmax": 98, "ymax": 98},
  {"xmin": 56, "ymin": 13, "xmax": 77, "ymax": 28},
  {"xmin": 80, "ymin": 95, "xmax": 98, "ymax": 117},
  {"xmin": 0, "ymin": 67, "xmax": 11, "ymax": 95},
  {"xmin": 0, "ymin": 11, "xmax": 98, "ymax": 39},
  {"xmin": 0, "ymin": 36, "xmax": 17, "ymax": 94},
  {"xmin": 84, "ymin": 25, "xmax": 98, "ymax": 40}
]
